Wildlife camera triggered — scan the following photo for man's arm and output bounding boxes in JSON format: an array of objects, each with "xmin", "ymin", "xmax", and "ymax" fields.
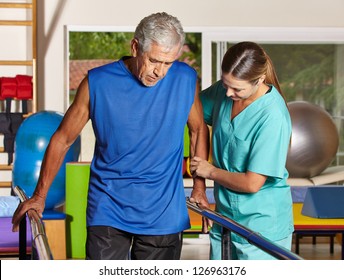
[
  {"xmin": 187, "ymin": 82, "xmax": 211, "ymax": 230},
  {"xmin": 12, "ymin": 76, "xmax": 90, "ymax": 231}
]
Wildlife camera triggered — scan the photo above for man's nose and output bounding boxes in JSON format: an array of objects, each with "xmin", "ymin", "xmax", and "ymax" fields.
[{"xmin": 153, "ymin": 64, "xmax": 164, "ymax": 77}]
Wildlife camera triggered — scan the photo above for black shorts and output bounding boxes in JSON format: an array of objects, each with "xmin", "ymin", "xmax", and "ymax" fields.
[{"xmin": 86, "ymin": 226, "xmax": 183, "ymax": 260}]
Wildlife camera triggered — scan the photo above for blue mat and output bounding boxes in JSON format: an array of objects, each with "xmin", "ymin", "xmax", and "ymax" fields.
[{"xmin": 301, "ymin": 186, "xmax": 344, "ymax": 218}]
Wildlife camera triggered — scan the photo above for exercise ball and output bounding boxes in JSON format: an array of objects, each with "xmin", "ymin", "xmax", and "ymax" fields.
[
  {"xmin": 12, "ymin": 110, "xmax": 81, "ymax": 209},
  {"xmin": 286, "ymin": 101, "xmax": 339, "ymax": 178}
]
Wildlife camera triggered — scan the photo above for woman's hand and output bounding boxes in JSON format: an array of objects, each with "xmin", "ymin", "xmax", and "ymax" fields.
[{"xmin": 190, "ymin": 156, "xmax": 216, "ymax": 179}]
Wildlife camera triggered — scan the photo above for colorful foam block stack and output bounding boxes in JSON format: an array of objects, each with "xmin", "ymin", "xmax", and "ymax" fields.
[
  {"xmin": 0, "ymin": 75, "xmax": 33, "ymax": 101},
  {"xmin": 0, "ymin": 75, "xmax": 33, "ymax": 164}
]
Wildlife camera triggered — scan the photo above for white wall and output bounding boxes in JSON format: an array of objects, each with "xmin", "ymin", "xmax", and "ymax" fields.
[
  {"xmin": 36, "ymin": 0, "xmax": 344, "ymax": 112},
  {"xmin": 0, "ymin": 2, "xmax": 32, "ymax": 77},
  {"xmin": 1, "ymin": 0, "xmax": 343, "ymax": 168},
  {"xmin": 2, "ymin": 0, "xmax": 344, "ymax": 111}
]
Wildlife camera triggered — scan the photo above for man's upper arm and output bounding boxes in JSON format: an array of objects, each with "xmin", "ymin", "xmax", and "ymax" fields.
[
  {"xmin": 55, "ymin": 76, "xmax": 90, "ymax": 146},
  {"xmin": 187, "ymin": 82, "xmax": 204, "ymax": 131}
]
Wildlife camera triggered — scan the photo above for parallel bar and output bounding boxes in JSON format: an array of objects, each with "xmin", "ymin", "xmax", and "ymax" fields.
[
  {"xmin": 0, "ymin": 60, "xmax": 33, "ymax": 66},
  {"xmin": 0, "ymin": 164, "xmax": 13, "ymax": 170},
  {"xmin": 0, "ymin": 3, "xmax": 33, "ymax": 9},
  {"xmin": 221, "ymin": 228, "xmax": 231, "ymax": 260},
  {"xmin": 187, "ymin": 199, "xmax": 303, "ymax": 260},
  {"xmin": 13, "ymin": 186, "xmax": 53, "ymax": 260},
  {"xmin": 0, "ymin": 182, "xmax": 12, "ymax": 187},
  {"xmin": 0, "ymin": 20, "xmax": 32, "ymax": 26}
]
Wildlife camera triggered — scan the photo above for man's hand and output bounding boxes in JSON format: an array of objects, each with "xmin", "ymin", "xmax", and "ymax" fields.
[
  {"xmin": 12, "ymin": 195, "xmax": 45, "ymax": 232},
  {"xmin": 189, "ymin": 187, "xmax": 213, "ymax": 233}
]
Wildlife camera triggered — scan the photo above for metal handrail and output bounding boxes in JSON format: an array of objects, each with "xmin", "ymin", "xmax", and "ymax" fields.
[
  {"xmin": 13, "ymin": 186, "xmax": 53, "ymax": 260},
  {"xmin": 186, "ymin": 198, "xmax": 303, "ymax": 260}
]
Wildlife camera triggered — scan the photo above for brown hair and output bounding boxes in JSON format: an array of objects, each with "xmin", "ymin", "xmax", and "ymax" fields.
[{"xmin": 221, "ymin": 41, "xmax": 285, "ymax": 101}]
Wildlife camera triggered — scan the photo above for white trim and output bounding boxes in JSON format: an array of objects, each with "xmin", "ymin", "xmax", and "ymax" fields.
[
  {"xmin": 66, "ymin": 25, "xmax": 135, "ymax": 32},
  {"xmin": 201, "ymin": 26, "xmax": 344, "ymax": 43},
  {"xmin": 64, "ymin": 26, "xmax": 69, "ymax": 111}
]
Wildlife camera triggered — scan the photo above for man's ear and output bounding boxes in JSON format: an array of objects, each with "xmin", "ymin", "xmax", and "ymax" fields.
[{"xmin": 131, "ymin": 39, "xmax": 139, "ymax": 57}]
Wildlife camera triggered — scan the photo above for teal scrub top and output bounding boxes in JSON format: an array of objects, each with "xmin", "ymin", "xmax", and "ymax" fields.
[{"xmin": 201, "ymin": 81, "xmax": 294, "ymax": 243}]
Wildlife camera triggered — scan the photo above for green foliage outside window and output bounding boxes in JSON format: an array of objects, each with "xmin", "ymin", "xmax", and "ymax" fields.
[
  {"xmin": 262, "ymin": 44, "xmax": 336, "ymax": 111},
  {"xmin": 69, "ymin": 32, "xmax": 134, "ymax": 60}
]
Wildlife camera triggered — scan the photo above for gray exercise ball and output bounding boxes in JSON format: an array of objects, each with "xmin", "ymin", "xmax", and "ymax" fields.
[{"xmin": 286, "ymin": 101, "xmax": 339, "ymax": 178}]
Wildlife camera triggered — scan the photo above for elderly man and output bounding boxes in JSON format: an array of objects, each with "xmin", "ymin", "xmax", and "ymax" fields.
[{"xmin": 12, "ymin": 12, "xmax": 209, "ymax": 260}]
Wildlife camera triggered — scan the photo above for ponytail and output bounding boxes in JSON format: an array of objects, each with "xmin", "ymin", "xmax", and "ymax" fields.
[{"xmin": 265, "ymin": 53, "xmax": 286, "ymax": 102}]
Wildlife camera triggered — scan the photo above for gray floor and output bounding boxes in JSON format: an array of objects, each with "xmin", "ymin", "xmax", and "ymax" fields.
[
  {"xmin": 180, "ymin": 234, "xmax": 342, "ymax": 260},
  {"xmin": 1, "ymin": 234, "xmax": 341, "ymax": 260}
]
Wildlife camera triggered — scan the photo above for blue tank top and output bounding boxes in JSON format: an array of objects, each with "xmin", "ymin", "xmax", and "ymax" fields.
[{"xmin": 87, "ymin": 58, "xmax": 197, "ymax": 234}]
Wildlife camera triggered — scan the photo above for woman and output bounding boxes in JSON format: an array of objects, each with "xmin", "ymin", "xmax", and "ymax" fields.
[{"xmin": 190, "ymin": 41, "xmax": 294, "ymax": 260}]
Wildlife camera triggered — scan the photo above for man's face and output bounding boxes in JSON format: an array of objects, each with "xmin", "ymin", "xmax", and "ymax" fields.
[{"xmin": 131, "ymin": 39, "xmax": 181, "ymax": 87}]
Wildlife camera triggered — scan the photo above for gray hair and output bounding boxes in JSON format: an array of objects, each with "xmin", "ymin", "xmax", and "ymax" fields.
[{"xmin": 134, "ymin": 12, "xmax": 185, "ymax": 53}]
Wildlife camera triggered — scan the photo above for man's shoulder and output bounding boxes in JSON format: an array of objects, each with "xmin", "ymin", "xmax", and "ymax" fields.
[
  {"xmin": 88, "ymin": 60, "xmax": 124, "ymax": 79},
  {"xmin": 90, "ymin": 60, "xmax": 117, "ymax": 72},
  {"xmin": 171, "ymin": 61, "xmax": 197, "ymax": 76}
]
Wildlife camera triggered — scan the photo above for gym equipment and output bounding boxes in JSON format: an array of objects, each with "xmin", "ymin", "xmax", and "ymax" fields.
[
  {"xmin": 12, "ymin": 110, "xmax": 81, "ymax": 209},
  {"xmin": 65, "ymin": 162, "xmax": 90, "ymax": 259},
  {"xmin": 302, "ymin": 186, "xmax": 344, "ymax": 218},
  {"xmin": 186, "ymin": 198, "xmax": 302, "ymax": 260},
  {"xmin": 286, "ymin": 101, "xmax": 339, "ymax": 178}
]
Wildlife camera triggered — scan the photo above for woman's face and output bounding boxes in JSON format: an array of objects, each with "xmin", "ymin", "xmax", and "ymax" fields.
[{"xmin": 221, "ymin": 73, "xmax": 260, "ymax": 101}]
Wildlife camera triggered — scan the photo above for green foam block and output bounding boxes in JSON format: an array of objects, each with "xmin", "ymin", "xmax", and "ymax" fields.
[{"xmin": 65, "ymin": 162, "xmax": 90, "ymax": 259}]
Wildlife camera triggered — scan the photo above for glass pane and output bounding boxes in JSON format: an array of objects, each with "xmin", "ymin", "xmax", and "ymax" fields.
[{"xmin": 68, "ymin": 31, "xmax": 134, "ymax": 104}]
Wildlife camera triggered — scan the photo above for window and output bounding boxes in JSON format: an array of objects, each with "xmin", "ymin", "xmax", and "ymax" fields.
[
  {"xmin": 65, "ymin": 26, "xmax": 344, "ymax": 164},
  {"xmin": 202, "ymin": 27, "xmax": 344, "ymax": 164}
]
